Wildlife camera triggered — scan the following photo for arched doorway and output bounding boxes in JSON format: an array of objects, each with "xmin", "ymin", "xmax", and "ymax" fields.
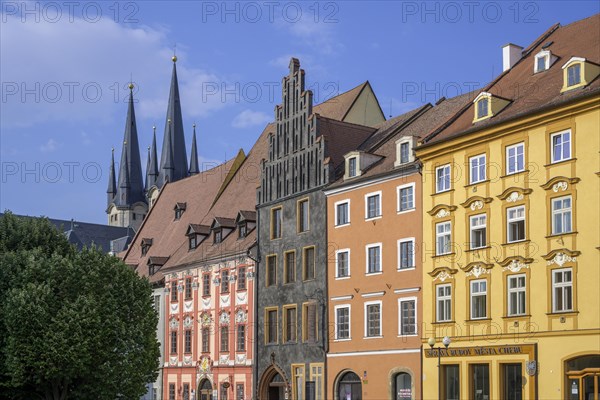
[
  {"xmin": 258, "ymin": 365, "xmax": 289, "ymax": 400},
  {"xmin": 337, "ymin": 371, "xmax": 362, "ymax": 400},
  {"xmin": 198, "ymin": 379, "xmax": 213, "ymax": 400},
  {"xmin": 393, "ymin": 372, "xmax": 412, "ymax": 400},
  {"xmin": 566, "ymin": 355, "xmax": 600, "ymax": 400}
]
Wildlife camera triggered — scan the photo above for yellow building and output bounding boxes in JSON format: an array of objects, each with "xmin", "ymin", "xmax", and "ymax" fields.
[{"xmin": 416, "ymin": 15, "xmax": 600, "ymax": 400}]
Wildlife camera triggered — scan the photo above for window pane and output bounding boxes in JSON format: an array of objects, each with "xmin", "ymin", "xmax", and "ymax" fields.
[
  {"xmin": 503, "ymin": 364, "xmax": 523, "ymax": 400},
  {"xmin": 443, "ymin": 365, "xmax": 460, "ymax": 400},
  {"xmin": 471, "ymin": 364, "xmax": 490, "ymax": 400}
]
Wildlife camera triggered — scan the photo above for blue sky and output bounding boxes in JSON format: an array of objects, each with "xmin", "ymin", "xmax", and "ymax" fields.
[{"xmin": 1, "ymin": 1, "xmax": 598, "ymax": 224}]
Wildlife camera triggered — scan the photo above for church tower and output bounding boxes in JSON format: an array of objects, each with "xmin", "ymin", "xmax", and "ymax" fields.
[{"xmin": 106, "ymin": 83, "xmax": 148, "ymax": 230}]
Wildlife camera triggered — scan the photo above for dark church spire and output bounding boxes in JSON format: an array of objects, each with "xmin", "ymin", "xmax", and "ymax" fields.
[
  {"xmin": 107, "ymin": 147, "xmax": 116, "ymax": 208},
  {"xmin": 158, "ymin": 56, "xmax": 188, "ymax": 187},
  {"xmin": 145, "ymin": 126, "xmax": 159, "ymax": 191},
  {"xmin": 114, "ymin": 84, "xmax": 145, "ymax": 207},
  {"xmin": 189, "ymin": 123, "xmax": 199, "ymax": 175}
]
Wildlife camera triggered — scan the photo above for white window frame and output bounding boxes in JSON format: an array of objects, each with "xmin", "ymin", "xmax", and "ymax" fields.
[
  {"xmin": 397, "ymin": 183, "xmax": 415, "ymax": 214},
  {"xmin": 470, "ymin": 214, "xmax": 487, "ymax": 250},
  {"xmin": 552, "ymin": 268, "xmax": 573, "ymax": 313},
  {"xmin": 566, "ymin": 63, "xmax": 582, "ymax": 87},
  {"xmin": 436, "ymin": 284, "xmax": 452, "ymax": 322},
  {"xmin": 334, "ymin": 199, "xmax": 351, "ymax": 227},
  {"xmin": 348, "ymin": 156, "xmax": 358, "ymax": 178},
  {"xmin": 365, "ymin": 191, "xmax": 382, "ymax": 220},
  {"xmin": 395, "ymin": 137, "xmax": 414, "ymax": 166},
  {"xmin": 470, "ymin": 279, "xmax": 488, "ymax": 320},
  {"xmin": 335, "ymin": 249, "xmax": 351, "ymax": 279},
  {"xmin": 397, "ymin": 296, "xmax": 417, "ymax": 337},
  {"xmin": 397, "ymin": 237, "xmax": 415, "ymax": 271},
  {"xmin": 550, "ymin": 130, "xmax": 571, "ymax": 163},
  {"xmin": 507, "ymin": 274, "xmax": 527, "ymax": 317},
  {"xmin": 506, "ymin": 142, "xmax": 525, "ymax": 175},
  {"xmin": 365, "ymin": 243, "xmax": 382, "ymax": 275},
  {"xmin": 364, "ymin": 300, "xmax": 382, "ymax": 338},
  {"xmin": 534, "ymin": 52, "xmax": 550, "ymax": 73},
  {"xmin": 435, "ymin": 164, "xmax": 451, "ymax": 193},
  {"xmin": 469, "ymin": 154, "xmax": 486, "ymax": 184},
  {"xmin": 436, "ymin": 221, "xmax": 452, "ymax": 256},
  {"xmin": 507, "ymin": 205, "xmax": 526, "ymax": 243},
  {"xmin": 551, "ymin": 195, "xmax": 572, "ymax": 235},
  {"xmin": 334, "ymin": 304, "xmax": 351, "ymax": 341}
]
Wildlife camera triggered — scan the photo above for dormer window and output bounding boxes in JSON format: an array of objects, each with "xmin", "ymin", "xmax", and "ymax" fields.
[
  {"xmin": 348, "ymin": 157, "xmax": 357, "ymax": 177},
  {"xmin": 147, "ymin": 256, "xmax": 167, "ymax": 276},
  {"xmin": 473, "ymin": 92, "xmax": 511, "ymax": 123},
  {"xmin": 235, "ymin": 210, "xmax": 256, "ymax": 239},
  {"xmin": 186, "ymin": 224, "xmax": 210, "ymax": 250},
  {"xmin": 174, "ymin": 203, "xmax": 187, "ymax": 220},
  {"xmin": 534, "ymin": 50, "xmax": 557, "ymax": 73},
  {"xmin": 189, "ymin": 234, "xmax": 198, "ymax": 250},
  {"xmin": 141, "ymin": 238, "xmax": 153, "ymax": 256},
  {"xmin": 561, "ymin": 57, "xmax": 600, "ymax": 92},
  {"xmin": 214, "ymin": 229, "xmax": 222, "ymax": 244},
  {"xmin": 394, "ymin": 137, "xmax": 415, "ymax": 167},
  {"xmin": 239, "ymin": 223, "xmax": 247, "ymax": 239}
]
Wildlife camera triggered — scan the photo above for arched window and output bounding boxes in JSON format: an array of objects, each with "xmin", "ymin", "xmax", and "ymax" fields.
[
  {"xmin": 394, "ymin": 372, "xmax": 412, "ymax": 400},
  {"xmin": 198, "ymin": 379, "xmax": 213, "ymax": 400},
  {"xmin": 338, "ymin": 371, "xmax": 362, "ymax": 400}
]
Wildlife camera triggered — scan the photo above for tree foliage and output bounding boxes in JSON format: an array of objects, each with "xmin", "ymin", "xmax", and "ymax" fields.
[{"xmin": 0, "ymin": 212, "xmax": 159, "ymax": 400}]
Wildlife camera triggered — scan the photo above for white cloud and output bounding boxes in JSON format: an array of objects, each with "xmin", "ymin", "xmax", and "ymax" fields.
[
  {"xmin": 40, "ymin": 138, "xmax": 58, "ymax": 153},
  {"xmin": 231, "ymin": 110, "xmax": 271, "ymax": 129}
]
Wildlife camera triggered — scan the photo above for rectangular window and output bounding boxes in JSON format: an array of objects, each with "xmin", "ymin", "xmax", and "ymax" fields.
[
  {"xmin": 365, "ymin": 302, "xmax": 381, "ymax": 337},
  {"xmin": 237, "ymin": 267, "xmax": 246, "ymax": 291},
  {"xmin": 470, "ymin": 214, "xmax": 487, "ymax": 249},
  {"xmin": 348, "ymin": 157, "xmax": 357, "ymax": 177},
  {"xmin": 236, "ymin": 324, "xmax": 246, "ymax": 352},
  {"xmin": 236, "ymin": 384, "xmax": 244, "ymax": 400},
  {"xmin": 169, "ymin": 383, "xmax": 176, "ymax": 400},
  {"xmin": 400, "ymin": 141, "xmax": 410, "ymax": 163},
  {"xmin": 536, "ymin": 55, "xmax": 547, "ymax": 72},
  {"xmin": 477, "ymin": 98, "xmax": 489, "ymax": 119},
  {"xmin": 552, "ymin": 196, "xmax": 572, "ymax": 234},
  {"xmin": 214, "ymin": 229, "xmax": 222, "ymax": 244},
  {"xmin": 266, "ymin": 255, "xmax": 277, "ymax": 287},
  {"xmin": 551, "ymin": 130, "xmax": 571, "ymax": 163},
  {"xmin": 310, "ymin": 363, "xmax": 324, "ymax": 400},
  {"xmin": 284, "ymin": 306, "xmax": 297, "ymax": 343},
  {"xmin": 507, "ymin": 206, "xmax": 526, "ymax": 243},
  {"xmin": 303, "ymin": 302, "xmax": 318, "ymax": 342},
  {"xmin": 266, "ymin": 309, "xmax": 278, "ymax": 344},
  {"xmin": 292, "ymin": 365, "xmax": 305, "ymax": 400},
  {"xmin": 470, "ymin": 364, "xmax": 490, "ymax": 400},
  {"xmin": 170, "ymin": 281, "xmax": 178, "ymax": 302},
  {"xmin": 271, "ymin": 207, "xmax": 282, "ymax": 239},
  {"xmin": 553, "ymin": 268, "xmax": 573, "ymax": 312},
  {"xmin": 436, "ymin": 221, "xmax": 452, "ymax": 255},
  {"xmin": 567, "ymin": 64, "xmax": 581, "ymax": 87},
  {"xmin": 335, "ymin": 201, "xmax": 350, "ymax": 226},
  {"xmin": 399, "ymin": 299, "xmax": 416, "ymax": 335},
  {"xmin": 303, "ymin": 247, "xmax": 315, "ymax": 280},
  {"xmin": 506, "ymin": 143, "xmax": 525, "ymax": 174},
  {"xmin": 201, "ymin": 327, "xmax": 209, "ymax": 353},
  {"xmin": 170, "ymin": 331, "xmax": 177, "ymax": 354},
  {"xmin": 284, "ymin": 251, "xmax": 296, "ymax": 284},
  {"xmin": 184, "ymin": 329, "xmax": 192, "ymax": 353},
  {"xmin": 398, "ymin": 239, "xmax": 414, "ymax": 270},
  {"xmin": 436, "ymin": 284, "xmax": 452, "ymax": 322},
  {"xmin": 185, "ymin": 277, "xmax": 192, "ymax": 300},
  {"xmin": 398, "ymin": 184, "xmax": 414, "ymax": 212},
  {"xmin": 366, "ymin": 192, "xmax": 381, "ymax": 219},
  {"xmin": 183, "ymin": 384, "xmax": 190, "ymax": 400},
  {"xmin": 220, "ymin": 326, "xmax": 229, "ymax": 352},
  {"xmin": 469, "ymin": 154, "xmax": 486, "ymax": 184},
  {"xmin": 189, "ymin": 234, "xmax": 197, "ymax": 250},
  {"xmin": 239, "ymin": 222, "xmax": 247, "ymax": 238},
  {"xmin": 436, "ymin": 164, "xmax": 451, "ymax": 193},
  {"xmin": 442, "ymin": 365, "xmax": 460, "ymax": 400},
  {"xmin": 221, "ymin": 384, "xmax": 228, "ymax": 400},
  {"xmin": 366, "ymin": 244, "xmax": 382, "ymax": 274},
  {"xmin": 508, "ymin": 274, "xmax": 526, "ymax": 316},
  {"xmin": 153, "ymin": 295, "xmax": 160, "ymax": 318},
  {"xmin": 221, "ymin": 270, "xmax": 230, "ymax": 293},
  {"xmin": 335, "ymin": 306, "xmax": 350, "ymax": 340},
  {"xmin": 502, "ymin": 364, "xmax": 523, "ymax": 400},
  {"xmin": 298, "ymin": 199, "xmax": 309, "ymax": 233},
  {"xmin": 336, "ymin": 250, "xmax": 349, "ymax": 278},
  {"xmin": 470, "ymin": 280, "xmax": 487, "ymax": 319},
  {"xmin": 202, "ymin": 274, "xmax": 211, "ymax": 297}
]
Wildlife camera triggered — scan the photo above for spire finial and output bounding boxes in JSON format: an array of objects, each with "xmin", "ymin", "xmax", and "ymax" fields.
[
  {"xmin": 129, "ymin": 73, "xmax": 134, "ymax": 90},
  {"xmin": 193, "ymin": 122, "xmax": 196, "ymax": 129},
  {"xmin": 112, "ymin": 147, "xmax": 114, "ymax": 154},
  {"xmin": 172, "ymin": 43, "xmax": 177, "ymax": 62}
]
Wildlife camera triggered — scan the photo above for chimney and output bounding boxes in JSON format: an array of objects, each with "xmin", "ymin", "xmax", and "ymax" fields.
[{"xmin": 502, "ymin": 43, "xmax": 523, "ymax": 72}]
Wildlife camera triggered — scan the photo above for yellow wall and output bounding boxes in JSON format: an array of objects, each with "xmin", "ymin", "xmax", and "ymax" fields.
[{"xmin": 416, "ymin": 97, "xmax": 600, "ymax": 400}]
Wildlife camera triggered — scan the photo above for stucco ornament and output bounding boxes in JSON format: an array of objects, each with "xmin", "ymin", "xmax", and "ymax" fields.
[
  {"xmin": 503, "ymin": 259, "xmax": 529, "ymax": 273},
  {"xmin": 436, "ymin": 209, "xmax": 450, "ymax": 218},
  {"xmin": 236, "ymin": 354, "xmax": 247, "ymax": 365},
  {"xmin": 470, "ymin": 200, "xmax": 484, "ymax": 211},
  {"xmin": 219, "ymin": 312, "xmax": 230, "ymax": 326},
  {"xmin": 506, "ymin": 192, "xmax": 524, "ymax": 203},
  {"xmin": 202, "ymin": 297, "xmax": 211, "ymax": 309},
  {"xmin": 200, "ymin": 312, "xmax": 212, "ymax": 327},
  {"xmin": 547, "ymin": 252, "xmax": 576, "ymax": 267},
  {"xmin": 169, "ymin": 356, "xmax": 177, "ymax": 366},
  {"xmin": 552, "ymin": 181, "xmax": 568, "ymax": 192},
  {"xmin": 183, "ymin": 316, "xmax": 193, "ymax": 328},
  {"xmin": 199, "ymin": 357, "xmax": 210, "ymax": 373},
  {"xmin": 219, "ymin": 355, "xmax": 230, "ymax": 365},
  {"xmin": 169, "ymin": 317, "xmax": 179, "ymax": 330},
  {"xmin": 435, "ymin": 271, "xmax": 453, "ymax": 282},
  {"xmin": 466, "ymin": 265, "xmax": 488, "ymax": 278},
  {"xmin": 183, "ymin": 356, "xmax": 192, "ymax": 366},
  {"xmin": 235, "ymin": 310, "xmax": 247, "ymax": 323}
]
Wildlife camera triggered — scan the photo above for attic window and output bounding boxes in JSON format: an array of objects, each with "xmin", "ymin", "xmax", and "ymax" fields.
[
  {"xmin": 189, "ymin": 234, "xmax": 199, "ymax": 250},
  {"xmin": 141, "ymin": 238, "xmax": 153, "ymax": 256},
  {"xmin": 214, "ymin": 229, "xmax": 222, "ymax": 244},
  {"xmin": 477, "ymin": 97, "xmax": 489, "ymax": 119},
  {"xmin": 395, "ymin": 138, "xmax": 414, "ymax": 167},
  {"xmin": 348, "ymin": 157, "xmax": 357, "ymax": 178},
  {"xmin": 239, "ymin": 222, "xmax": 247, "ymax": 239},
  {"xmin": 567, "ymin": 64, "xmax": 581, "ymax": 87},
  {"xmin": 561, "ymin": 57, "xmax": 600, "ymax": 92},
  {"xmin": 472, "ymin": 92, "xmax": 511, "ymax": 123},
  {"xmin": 174, "ymin": 203, "xmax": 187, "ymax": 220},
  {"xmin": 535, "ymin": 53, "xmax": 548, "ymax": 72}
]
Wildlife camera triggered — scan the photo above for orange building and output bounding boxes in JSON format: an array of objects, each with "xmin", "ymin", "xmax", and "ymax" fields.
[{"xmin": 324, "ymin": 94, "xmax": 472, "ymax": 400}]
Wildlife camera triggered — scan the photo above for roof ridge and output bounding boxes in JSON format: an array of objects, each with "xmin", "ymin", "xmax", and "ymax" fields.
[
  {"xmin": 315, "ymin": 114, "xmax": 376, "ymax": 130},
  {"xmin": 366, "ymin": 104, "xmax": 432, "ymax": 152}
]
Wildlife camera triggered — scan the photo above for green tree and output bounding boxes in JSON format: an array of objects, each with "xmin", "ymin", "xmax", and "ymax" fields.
[{"xmin": 0, "ymin": 212, "xmax": 159, "ymax": 400}]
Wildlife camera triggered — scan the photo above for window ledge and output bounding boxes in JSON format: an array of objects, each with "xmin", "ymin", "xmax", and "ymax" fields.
[
  {"xmin": 500, "ymin": 170, "xmax": 529, "ymax": 179},
  {"xmin": 397, "ymin": 334, "xmax": 418, "ymax": 338},
  {"xmin": 363, "ymin": 335, "xmax": 383, "ymax": 340},
  {"xmin": 432, "ymin": 189, "xmax": 455, "ymax": 197},
  {"xmin": 465, "ymin": 179, "xmax": 490, "ymax": 188},
  {"xmin": 431, "ymin": 320, "xmax": 455, "ymax": 325},
  {"xmin": 546, "ymin": 310, "xmax": 579, "ymax": 316},
  {"xmin": 502, "ymin": 314, "xmax": 532, "ymax": 319},
  {"xmin": 365, "ymin": 215, "xmax": 383, "ymax": 222},
  {"xmin": 465, "ymin": 318, "xmax": 492, "ymax": 322},
  {"xmin": 397, "ymin": 208, "xmax": 416, "ymax": 215},
  {"xmin": 466, "ymin": 246, "xmax": 491, "ymax": 253},
  {"xmin": 334, "ymin": 338, "xmax": 352, "ymax": 342},
  {"xmin": 544, "ymin": 158, "xmax": 577, "ymax": 168},
  {"xmin": 397, "ymin": 267, "xmax": 416, "ymax": 272},
  {"xmin": 335, "ymin": 276, "xmax": 351, "ymax": 280},
  {"xmin": 335, "ymin": 223, "xmax": 350, "ymax": 229},
  {"xmin": 502, "ymin": 240, "xmax": 530, "ymax": 246},
  {"xmin": 365, "ymin": 272, "xmax": 383, "ymax": 276},
  {"xmin": 546, "ymin": 231, "xmax": 578, "ymax": 239},
  {"xmin": 432, "ymin": 252, "xmax": 455, "ymax": 259}
]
